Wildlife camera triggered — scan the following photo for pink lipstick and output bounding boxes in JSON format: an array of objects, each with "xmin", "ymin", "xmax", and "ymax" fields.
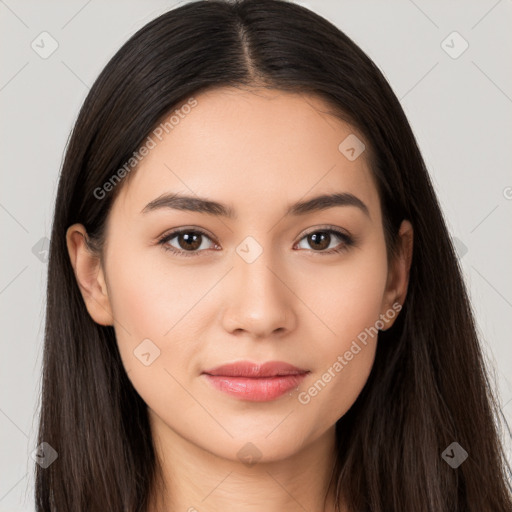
[{"xmin": 202, "ymin": 361, "xmax": 309, "ymax": 402}]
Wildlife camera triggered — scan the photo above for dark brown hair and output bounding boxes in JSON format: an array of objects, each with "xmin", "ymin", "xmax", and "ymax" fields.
[{"xmin": 35, "ymin": 0, "xmax": 512, "ymax": 510}]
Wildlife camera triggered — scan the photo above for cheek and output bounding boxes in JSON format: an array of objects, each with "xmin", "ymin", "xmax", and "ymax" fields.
[
  {"xmin": 104, "ymin": 245, "xmax": 198, "ymax": 376},
  {"xmin": 301, "ymin": 237, "xmax": 389, "ymax": 346},
  {"xmin": 294, "ymin": 238, "xmax": 388, "ymax": 423},
  {"xmin": 105, "ymin": 247, "xmax": 207, "ymax": 420},
  {"xmin": 106, "ymin": 237, "xmax": 211, "ymax": 331}
]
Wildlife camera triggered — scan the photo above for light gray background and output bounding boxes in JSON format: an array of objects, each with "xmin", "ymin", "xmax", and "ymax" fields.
[{"xmin": 1, "ymin": 0, "xmax": 511, "ymax": 509}]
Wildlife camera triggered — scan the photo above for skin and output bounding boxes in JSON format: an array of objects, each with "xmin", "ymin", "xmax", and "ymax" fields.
[{"xmin": 66, "ymin": 87, "xmax": 413, "ymax": 512}]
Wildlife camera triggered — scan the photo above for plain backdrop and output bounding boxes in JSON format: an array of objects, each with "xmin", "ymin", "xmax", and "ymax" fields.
[{"xmin": 1, "ymin": 0, "xmax": 511, "ymax": 509}]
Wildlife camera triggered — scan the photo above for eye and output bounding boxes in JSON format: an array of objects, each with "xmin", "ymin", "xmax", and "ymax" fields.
[
  {"xmin": 157, "ymin": 226, "xmax": 355, "ymax": 258},
  {"xmin": 158, "ymin": 228, "xmax": 217, "ymax": 258},
  {"xmin": 295, "ymin": 227, "xmax": 354, "ymax": 255}
]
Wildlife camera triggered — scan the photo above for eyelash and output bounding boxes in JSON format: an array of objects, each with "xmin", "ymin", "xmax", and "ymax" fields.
[{"xmin": 157, "ymin": 226, "xmax": 355, "ymax": 258}]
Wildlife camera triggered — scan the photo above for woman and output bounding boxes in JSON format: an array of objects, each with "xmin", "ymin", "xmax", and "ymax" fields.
[{"xmin": 35, "ymin": 0, "xmax": 512, "ymax": 510}]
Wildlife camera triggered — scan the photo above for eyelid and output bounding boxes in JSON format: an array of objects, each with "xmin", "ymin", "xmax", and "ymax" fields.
[
  {"xmin": 157, "ymin": 226, "xmax": 218, "ymax": 255},
  {"xmin": 157, "ymin": 224, "xmax": 355, "ymax": 257},
  {"xmin": 157, "ymin": 225, "xmax": 216, "ymax": 242},
  {"xmin": 297, "ymin": 224, "xmax": 352, "ymax": 239}
]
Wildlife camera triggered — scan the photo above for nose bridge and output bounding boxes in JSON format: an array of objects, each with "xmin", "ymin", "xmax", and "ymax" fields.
[{"xmin": 222, "ymin": 236, "xmax": 295, "ymax": 336}]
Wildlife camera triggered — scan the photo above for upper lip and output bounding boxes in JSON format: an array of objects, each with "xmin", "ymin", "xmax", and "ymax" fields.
[{"xmin": 202, "ymin": 361, "xmax": 309, "ymax": 378}]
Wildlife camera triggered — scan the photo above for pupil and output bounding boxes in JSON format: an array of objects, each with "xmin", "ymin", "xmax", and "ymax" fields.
[
  {"xmin": 181, "ymin": 233, "xmax": 201, "ymax": 250},
  {"xmin": 310, "ymin": 232, "xmax": 329, "ymax": 250}
]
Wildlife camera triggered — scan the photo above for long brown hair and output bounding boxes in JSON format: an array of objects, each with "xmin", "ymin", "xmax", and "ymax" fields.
[{"xmin": 35, "ymin": 0, "xmax": 512, "ymax": 510}]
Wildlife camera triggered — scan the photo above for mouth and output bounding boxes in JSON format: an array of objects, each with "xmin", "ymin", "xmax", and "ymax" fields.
[{"xmin": 202, "ymin": 360, "xmax": 310, "ymax": 402}]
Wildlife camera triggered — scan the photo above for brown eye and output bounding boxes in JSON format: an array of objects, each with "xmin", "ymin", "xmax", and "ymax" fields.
[
  {"xmin": 306, "ymin": 231, "xmax": 331, "ymax": 251},
  {"xmin": 296, "ymin": 228, "xmax": 354, "ymax": 254},
  {"xmin": 159, "ymin": 229, "xmax": 216, "ymax": 257},
  {"xmin": 159, "ymin": 226, "xmax": 354, "ymax": 258},
  {"xmin": 175, "ymin": 232, "xmax": 203, "ymax": 251}
]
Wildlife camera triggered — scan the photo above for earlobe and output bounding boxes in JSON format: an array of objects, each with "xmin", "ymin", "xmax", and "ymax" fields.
[
  {"xmin": 380, "ymin": 219, "xmax": 414, "ymax": 330},
  {"xmin": 65, "ymin": 223, "xmax": 114, "ymax": 326}
]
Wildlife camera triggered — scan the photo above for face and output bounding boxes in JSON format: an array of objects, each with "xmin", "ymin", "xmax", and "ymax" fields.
[{"xmin": 67, "ymin": 87, "xmax": 412, "ymax": 464}]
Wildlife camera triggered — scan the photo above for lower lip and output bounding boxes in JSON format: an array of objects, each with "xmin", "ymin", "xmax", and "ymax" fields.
[{"xmin": 203, "ymin": 373, "xmax": 308, "ymax": 402}]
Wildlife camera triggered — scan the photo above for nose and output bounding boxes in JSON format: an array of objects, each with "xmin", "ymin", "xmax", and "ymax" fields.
[{"xmin": 220, "ymin": 250, "xmax": 296, "ymax": 339}]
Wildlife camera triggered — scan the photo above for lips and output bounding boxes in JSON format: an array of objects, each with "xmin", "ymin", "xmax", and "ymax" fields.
[
  {"xmin": 202, "ymin": 361, "xmax": 310, "ymax": 401},
  {"xmin": 203, "ymin": 360, "xmax": 308, "ymax": 377}
]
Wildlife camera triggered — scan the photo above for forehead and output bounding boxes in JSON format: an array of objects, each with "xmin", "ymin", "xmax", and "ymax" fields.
[{"xmin": 111, "ymin": 87, "xmax": 379, "ymax": 222}]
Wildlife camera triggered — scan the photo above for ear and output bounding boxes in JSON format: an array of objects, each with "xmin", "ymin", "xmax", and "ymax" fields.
[
  {"xmin": 66, "ymin": 223, "xmax": 114, "ymax": 326},
  {"xmin": 380, "ymin": 219, "xmax": 413, "ymax": 330}
]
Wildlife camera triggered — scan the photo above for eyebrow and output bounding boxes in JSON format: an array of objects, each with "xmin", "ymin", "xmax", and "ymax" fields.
[{"xmin": 141, "ymin": 191, "xmax": 370, "ymax": 218}]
